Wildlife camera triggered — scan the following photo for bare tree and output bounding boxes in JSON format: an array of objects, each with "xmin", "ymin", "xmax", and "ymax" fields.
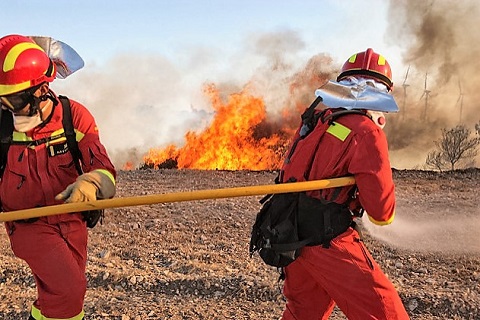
[
  {"xmin": 425, "ymin": 150, "xmax": 447, "ymax": 171},
  {"xmin": 426, "ymin": 125, "xmax": 480, "ymax": 171}
]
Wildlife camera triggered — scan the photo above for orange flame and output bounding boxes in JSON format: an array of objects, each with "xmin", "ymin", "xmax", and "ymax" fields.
[
  {"xmin": 142, "ymin": 54, "xmax": 334, "ymax": 171},
  {"xmin": 144, "ymin": 84, "xmax": 293, "ymax": 170}
]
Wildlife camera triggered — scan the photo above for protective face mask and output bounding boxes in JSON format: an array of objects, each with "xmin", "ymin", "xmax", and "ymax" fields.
[{"xmin": 12, "ymin": 105, "xmax": 48, "ymax": 132}]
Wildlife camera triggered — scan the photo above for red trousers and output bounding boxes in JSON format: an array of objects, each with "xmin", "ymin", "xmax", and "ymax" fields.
[
  {"xmin": 281, "ymin": 228, "xmax": 409, "ymax": 320},
  {"xmin": 6, "ymin": 216, "xmax": 87, "ymax": 319}
]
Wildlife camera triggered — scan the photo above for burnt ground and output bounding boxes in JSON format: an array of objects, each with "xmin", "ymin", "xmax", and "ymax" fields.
[{"xmin": 0, "ymin": 168, "xmax": 479, "ymax": 320}]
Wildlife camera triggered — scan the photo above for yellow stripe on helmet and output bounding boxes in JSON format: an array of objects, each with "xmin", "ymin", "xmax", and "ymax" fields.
[
  {"xmin": 0, "ymin": 81, "xmax": 33, "ymax": 95},
  {"xmin": 377, "ymin": 55, "xmax": 386, "ymax": 66},
  {"xmin": 3, "ymin": 42, "xmax": 44, "ymax": 72}
]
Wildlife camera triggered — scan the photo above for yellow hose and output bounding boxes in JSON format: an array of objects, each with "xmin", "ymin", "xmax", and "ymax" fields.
[{"xmin": 0, "ymin": 176, "xmax": 355, "ymax": 222}]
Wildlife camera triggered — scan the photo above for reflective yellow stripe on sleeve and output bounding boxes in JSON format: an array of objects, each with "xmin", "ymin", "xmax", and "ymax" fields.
[
  {"xmin": 367, "ymin": 210, "xmax": 396, "ymax": 226},
  {"xmin": 326, "ymin": 122, "xmax": 351, "ymax": 141},
  {"xmin": 94, "ymin": 168, "xmax": 116, "ymax": 185}
]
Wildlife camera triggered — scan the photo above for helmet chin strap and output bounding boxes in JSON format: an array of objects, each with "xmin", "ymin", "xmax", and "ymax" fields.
[{"xmin": 27, "ymin": 90, "xmax": 57, "ymax": 119}]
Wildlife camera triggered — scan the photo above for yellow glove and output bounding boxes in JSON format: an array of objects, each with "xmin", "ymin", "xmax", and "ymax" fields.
[{"xmin": 55, "ymin": 170, "xmax": 115, "ymax": 203}]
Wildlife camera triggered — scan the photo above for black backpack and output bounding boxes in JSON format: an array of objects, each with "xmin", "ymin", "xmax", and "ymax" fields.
[
  {"xmin": 249, "ymin": 98, "xmax": 368, "ymax": 268},
  {"xmin": 0, "ymin": 95, "xmax": 103, "ymax": 228},
  {"xmin": 249, "ymin": 191, "xmax": 353, "ymax": 268}
]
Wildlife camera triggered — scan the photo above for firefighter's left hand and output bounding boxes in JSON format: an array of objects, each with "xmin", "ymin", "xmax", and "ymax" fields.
[
  {"xmin": 55, "ymin": 173, "xmax": 99, "ymax": 203},
  {"xmin": 55, "ymin": 171, "xmax": 115, "ymax": 203}
]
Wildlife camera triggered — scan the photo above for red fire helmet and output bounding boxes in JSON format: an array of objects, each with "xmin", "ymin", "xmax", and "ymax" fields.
[
  {"xmin": 0, "ymin": 34, "xmax": 56, "ymax": 96},
  {"xmin": 337, "ymin": 48, "xmax": 393, "ymax": 91}
]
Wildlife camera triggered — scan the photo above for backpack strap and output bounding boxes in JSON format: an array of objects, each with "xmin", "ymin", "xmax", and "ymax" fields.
[
  {"xmin": 0, "ymin": 109, "xmax": 14, "ymax": 178},
  {"xmin": 299, "ymin": 95, "xmax": 323, "ymax": 137},
  {"xmin": 59, "ymin": 96, "xmax": 105, "ymax": 228},
  {"xmin": 59, "ymin": 95, "xmax": 83, "ymax": 175},
  {"xmin": 282, "ymin": 96, "xmax": 325, "ymax": 168}
]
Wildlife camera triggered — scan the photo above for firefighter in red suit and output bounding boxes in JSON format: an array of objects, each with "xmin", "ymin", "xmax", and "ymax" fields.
[
  {"xmin": 280, "ymin": 49, "xmax": 410, "ymax": 319},
  {"xmin": 0, "ymin": 34, "xmax": 116, "ymax": 320}
]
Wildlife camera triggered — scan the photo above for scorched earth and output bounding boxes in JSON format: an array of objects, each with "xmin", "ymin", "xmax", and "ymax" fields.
[{"xmin": 0, "ymin": 168, "xmax": 479, "ymax": 319}]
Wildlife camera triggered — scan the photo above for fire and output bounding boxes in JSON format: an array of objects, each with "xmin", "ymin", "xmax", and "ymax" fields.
[
  {"xmin": 142, "ymin": 54, "xmax": 335, "ymax": 171},
  {"xmin": 123, "ymin": 161, "xmax": 134, "ymax": 171},
  {"xmin": 144, "ymin": 84, "xmax": 294, "ymax": 170}
]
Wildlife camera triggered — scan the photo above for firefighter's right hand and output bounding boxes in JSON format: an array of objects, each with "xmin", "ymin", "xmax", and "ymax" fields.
[{"xmin": 55, "ymin": 174, "xmax": 98, "ymax": 203}]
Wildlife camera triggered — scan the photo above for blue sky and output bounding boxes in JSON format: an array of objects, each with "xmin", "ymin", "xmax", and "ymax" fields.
[{"xmin": 1, "ymin": 0, "xmax": 398, "ymax": 71}]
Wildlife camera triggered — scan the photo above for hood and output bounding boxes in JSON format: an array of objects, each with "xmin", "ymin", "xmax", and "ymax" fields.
[{"xmin": 314, "ymin": 78, "xmax": 399, "ymax": 113}]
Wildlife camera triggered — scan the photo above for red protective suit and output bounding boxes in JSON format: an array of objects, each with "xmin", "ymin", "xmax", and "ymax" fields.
[
  {"xmin": 280, "ymin": 108, "xmax": 409, "ymax": 319},
  {"xmin": 1, "ymin": 96, "xmax": 116, "ymax": 320}
]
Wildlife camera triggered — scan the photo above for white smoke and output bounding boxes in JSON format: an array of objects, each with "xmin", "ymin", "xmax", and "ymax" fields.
[{"xmin": 51, "ymin": 30, "xmax": 320, "ymax": 169}]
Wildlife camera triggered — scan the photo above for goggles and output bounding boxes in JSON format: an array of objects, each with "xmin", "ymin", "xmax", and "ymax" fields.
[{"xmin": 0, "ymin": 88, "xmax": 36, "ymax": 112}]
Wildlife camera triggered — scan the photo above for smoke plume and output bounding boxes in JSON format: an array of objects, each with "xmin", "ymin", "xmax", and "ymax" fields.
[
  {"xmin": 53, "ymin": 30, "xmax": 336, "ymax": 169},
  {"xmin": 385, "ymin": 0, "xmax": 480, "ymax": 168}
]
